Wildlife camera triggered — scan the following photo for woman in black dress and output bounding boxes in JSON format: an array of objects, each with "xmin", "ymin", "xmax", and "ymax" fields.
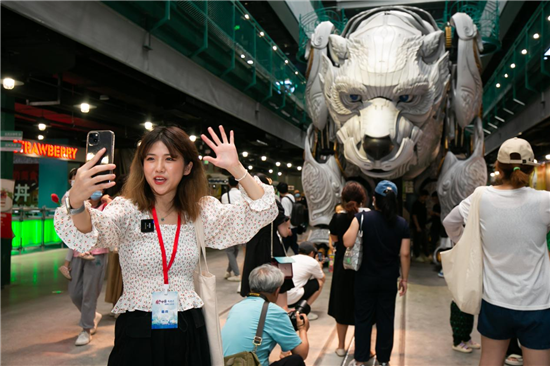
[
  {"xmin": 328, "ymin": 181, "xmax": 367, "ymax": 356},
  {"xmin": 240, "ymin": 174, "xmax": 294, "ymax": 309}
]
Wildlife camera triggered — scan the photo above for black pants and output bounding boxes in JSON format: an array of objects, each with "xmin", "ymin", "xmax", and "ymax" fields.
[
  {"xmin": 108, "ymin": 309, "xmax": 211, "ymax": 366},
  {"xmin": 450, "ymin": 301, "xmax": 473, "ymax": 346},
  {"xmin": 355, "ymin": 276, "xmax": 398, "ymax": 363},
  {"xmin": 270, "ymin": 355, "xmax": 305, "ymax": 366},
  {"xmin": 413, "ymin": 228, "xmax": 429, "ymax": 257},
  {"xmin": 282, "ymin": 228, "xmax": 300, "ymax": 255}
]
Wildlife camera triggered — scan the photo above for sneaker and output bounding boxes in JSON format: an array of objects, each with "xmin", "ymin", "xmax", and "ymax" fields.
[
  {"xmin": 438, "ymin": 270, "xmax": 444, "ymax": 278},
  {"xmin": 505, "ymin": 354, "xmax": 523, "ymax": 366},
  {"xmin": 58, "ymin": 265, "xmax": 72, "ymax": 280},
  {"xmin": 224, "ymin": 271, "xmax": 232, "ymax": 279},
  {"xmin": 80, "ymin": 253, "xmax": 95, "ymax": 261},
  {"xmin": 227, "ymin": 275, "xmax": 241, "ymax": 282},
  {"xmin": 452, "ymin": 342, "xmax": 472, "ymax": 353},
  {"xmin": 236, "ymin": 282, "xmax": 241, "ymax": 293},
  {"xmin": 335, "ymin": 348, "xmax": 346, "ymax": 357},
  {"xmin": 465, "ymin": 339, "xmax": 480, "ymax": 349},
  {"xmin": 307, "ymin": 312, "xmax": 319, "ymax": 321},
  {"xmin": 91, "ymin": 312, "xmax": 102, "ymax": 335},
  {"xmin": 75, "ymin": 330, "xmax": 92, "ymax": 346}
]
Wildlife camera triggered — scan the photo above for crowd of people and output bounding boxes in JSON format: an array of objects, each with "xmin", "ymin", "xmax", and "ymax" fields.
[{"xmin": 54, "ymin": 128, "xmax": 550, "ymax": 366}]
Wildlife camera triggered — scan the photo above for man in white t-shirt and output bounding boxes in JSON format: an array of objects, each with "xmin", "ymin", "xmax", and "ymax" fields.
[
  {"xmin": 220, "ymin": 177, "xmax": 244, "ymax": 282},
  {"xmin": 278, "ymin": 182, "xmax": 300, "ymax": 255},
  {"xmin": 287, "ymin": 242, "xmax": 325, "ymax": 320}
]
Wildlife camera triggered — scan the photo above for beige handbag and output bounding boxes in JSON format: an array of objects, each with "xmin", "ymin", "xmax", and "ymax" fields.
[
  {"xmin": 194, "ymin": 216, "xmax": 224, "ymax": 366},
  {"xmin": 441, "ymin": 186, "xmax": 487, "ymax": 315}
]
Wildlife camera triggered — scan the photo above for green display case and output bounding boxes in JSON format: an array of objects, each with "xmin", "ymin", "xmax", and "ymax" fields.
[{"xmin": 10, "ymin": 208, "xmax": 63, "ymax": 255}]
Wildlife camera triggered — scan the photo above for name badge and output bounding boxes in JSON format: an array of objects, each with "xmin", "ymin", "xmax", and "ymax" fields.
[
  {"xmin": 141, "ymin": 219, "xmax": 155, "ymax": 233},
  {"xmin": 151, "ymin": 291, "xmax": 178, "ymax": 329}
]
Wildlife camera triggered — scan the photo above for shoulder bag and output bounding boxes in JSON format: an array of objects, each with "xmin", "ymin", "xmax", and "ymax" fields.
[
  {"xmin": 343, "ymin": 212, "xmax": 364, "ymax": 271},
  {"xmin": 270, "ymin": 223, "xmax": 294, "ymax": 279},
  {"xmin": 223, "ymin": 300, "xmax": 269, "ymax": 366},
  {"xmin": 194, "ymin": 216, "xmax": 224, "ymax": 366},
  {"xmin": 441, "ymin": 186, "xmax": 487, "ymax": 315}
]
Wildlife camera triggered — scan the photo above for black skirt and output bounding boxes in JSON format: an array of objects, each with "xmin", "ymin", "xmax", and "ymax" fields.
[{"xmin": 108, "ymin": 309, "xmax": 211, "ymax": 366}]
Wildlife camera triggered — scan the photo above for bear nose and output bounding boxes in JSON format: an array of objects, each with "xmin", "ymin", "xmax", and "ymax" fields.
[{"xmin": 363, "ymin": 136, "xmax": 394, "ymax": 160}]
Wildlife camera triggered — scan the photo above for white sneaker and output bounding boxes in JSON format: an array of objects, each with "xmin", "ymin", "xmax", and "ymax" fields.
[
  {"xmin": 224, "ymin": 271, "xmax": 232, "ymax": 279},
  {"xmin": 227, "ymin": 275, "xmax": 241, "ymax": 282},
  {"xmin": 91, "ymin": 312, "xmax": 102, "ymax": 335},
  {"xmin": 75, "ymin": 330, "xmax": 91, "ymax": 346},
  {"xmin": 438, "ymin": 270, "xmax": 444, "ymax": 278},
  {"xmin": 307, "ymin": 312, "xmax": 319, "ymax": 320},
  {"xmin": 58, "ymin": 266, "xmax": 72, "ymax": 280}
]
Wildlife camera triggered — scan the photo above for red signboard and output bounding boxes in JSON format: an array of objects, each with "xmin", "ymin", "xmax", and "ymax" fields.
[{"xmin": 13, "ymin": 140, "xmax": 78, "ymax": 160}]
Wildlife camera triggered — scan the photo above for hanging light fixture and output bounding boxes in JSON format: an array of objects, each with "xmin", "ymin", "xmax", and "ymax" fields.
[
  {"xmin": 248, "ymin": 165, "xmax": 253, "ymax": 170},
  {"xmin": 242, "ymin": 151, "xmax": 249, "ymax": 158},
  {"xmin": 277, "ymin": 172, "xmax": 282, "ymax": 176},
  {"xmin": 38, "ymin": 135, "xmax": 44, "ymax": 140},
  {"xmin": 272, "ymin": 45, "xmax": 277, "ymax": 51},
  {"xmin": 510, "ymin": 63, "xmax": 516, "ymax": 69},
  {"xmin": 189, "ymin": 135, "xmax": 197, "ymax": 142},
  {"xmin": 38, "ymin": 123, "xmax": 47, "ymax": 131},
  {"xmin": 75, "ymin": 102, "xmax": 96, "ymax": 113},
  {"xmin": 496, "ymin": 83, "xmax": 501, "ymax": 88},
  {"xmin": 144, "ymin": 121, "xmax": 154, "ymax": 131},
  {"xmin": 533, "ymin": 33, "xmax": 540, "ymax": 39},
  {"xmin": 297, "ymin": 166, "xmax": 302, "ymax": 171},
  {"xmin": 521, "ymin": 49, "xmax": 527, "ymax": 55},
  {"xmin": 275, "ymin": 162, "xmax": 281, "ymax": 167},
  {"xmin": 269, "ymin": 169, "xmax": 273, "ymax": 174},
  {"xmin": 286, "ymin": 163, "xmax": 292, "ymax": 168},
  {"xmin": 261, "ymin": 156, "xmax": 267, "ymax": 161}
]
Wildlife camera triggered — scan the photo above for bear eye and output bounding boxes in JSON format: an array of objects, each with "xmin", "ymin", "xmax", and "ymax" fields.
[{"xmin": 349, "ymin": 94, "xmax": 362, "ymax": 102}]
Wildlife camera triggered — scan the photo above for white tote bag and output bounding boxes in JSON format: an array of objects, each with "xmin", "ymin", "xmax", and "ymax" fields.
[
  {"xmin": 441, "ymin": 186, "xmax": 487, "ymax": 315},
  {"xmin": 193, "ymin": 216, "xmax": 224, "ymax": 366}
]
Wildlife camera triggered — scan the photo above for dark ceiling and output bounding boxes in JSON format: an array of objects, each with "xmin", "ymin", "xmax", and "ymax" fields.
[{"xmin": 1, "ymin": 7, "xmax": 304, "ymax": 177}]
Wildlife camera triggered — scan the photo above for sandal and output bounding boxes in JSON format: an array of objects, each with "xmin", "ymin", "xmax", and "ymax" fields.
[
  {"xmin": 58, "ymin": 265, "xmax": 71, "ymax": 280},
  {"xmin": 452, "ymin": 342, "xmax": 472, "ymax": 353},
  {"xmin": 504, "ymin": 354, "xmax": 523, "ymax": 366}
]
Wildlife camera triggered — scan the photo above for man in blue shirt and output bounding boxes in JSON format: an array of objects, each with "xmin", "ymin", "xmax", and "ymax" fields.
[{"xmin": 222, "ymin": 264, "xmax": 310, "ymax": 366}]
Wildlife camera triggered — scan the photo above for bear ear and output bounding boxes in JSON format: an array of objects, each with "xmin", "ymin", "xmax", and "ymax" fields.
[
  {"xmin": 328, "ymin": 35, "xmax": 349, "ymax": 66},
  {"xmin": 420, "ymin": 30, "xmax": 444, "ymax": 64}
]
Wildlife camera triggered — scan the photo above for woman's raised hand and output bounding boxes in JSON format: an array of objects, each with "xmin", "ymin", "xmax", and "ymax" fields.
[
  {"xmin": 70, "ymin": 148, "xmax": 116, "ymax": 209},
  {"xmin": 201, "ymin": 126, "xmax": 241, "ymax": 174}
]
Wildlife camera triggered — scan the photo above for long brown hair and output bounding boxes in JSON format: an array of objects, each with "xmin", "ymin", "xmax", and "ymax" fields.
[
  {"xmin": 495, "ymin": 158, "xmax": 534, "ymax": 189},
  {"xmin": 341, "ymin": 181, "xmax": 367, "ymax": 220},
  {"xmin": 122, "ymin": 126, "xmax": 208, "ymax": 221}
]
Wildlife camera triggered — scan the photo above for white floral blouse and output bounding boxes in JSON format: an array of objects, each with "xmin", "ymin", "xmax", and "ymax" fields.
[{"xmin": 54, "ymin": 177, "xmax": 278, "ymax": 313}]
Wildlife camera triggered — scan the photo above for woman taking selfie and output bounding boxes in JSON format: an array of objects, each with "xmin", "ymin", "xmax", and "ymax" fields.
[
  {"xmin": 444, "ymin": 138, "xmax": 550, "ymax": 366},
  {"xmin": 55, "ymin": 126, "xmax": 278, "ymax": 365}
]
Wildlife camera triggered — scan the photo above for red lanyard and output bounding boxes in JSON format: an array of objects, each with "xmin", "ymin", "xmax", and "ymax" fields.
[{"xmin": 152, "ymin": 207, "xmax": 181, "ymax": 286}]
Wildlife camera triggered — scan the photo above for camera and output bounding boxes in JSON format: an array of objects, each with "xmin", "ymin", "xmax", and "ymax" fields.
[
  {"xmin": 89, "ymin": 133, "xmax": 100, "ymax": 145},
  {"xmin": 288, "ymin": 299, "xmax": 310, "ymax": 331}
]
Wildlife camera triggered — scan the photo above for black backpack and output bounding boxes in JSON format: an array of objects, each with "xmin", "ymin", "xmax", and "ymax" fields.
[{"xmin": 283, "ymin": 196, "xmax": 308, "ymax": 227}]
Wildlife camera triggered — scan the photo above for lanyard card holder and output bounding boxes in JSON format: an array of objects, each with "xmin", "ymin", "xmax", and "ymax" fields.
[{"xmin": 270, "ymin": 223, "xmax": 294, "ymax": 279}]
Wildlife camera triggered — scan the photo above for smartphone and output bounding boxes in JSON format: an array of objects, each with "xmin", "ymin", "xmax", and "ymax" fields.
[
  {"xmin": 86, "ymin": 130, "xmax": 115, "ymax": 182},
  {"xmin": 317, "ymin": 253, "xmax": 323, "ymax": 261}
]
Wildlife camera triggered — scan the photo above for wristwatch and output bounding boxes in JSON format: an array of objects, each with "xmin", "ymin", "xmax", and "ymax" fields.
[{"xmin": 64, "ymin": 194, "xmax": 85, "ymax": 215}]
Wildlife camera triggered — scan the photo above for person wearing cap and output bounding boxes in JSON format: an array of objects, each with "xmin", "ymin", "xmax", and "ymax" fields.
[
  {"xmin": 343, "ymin": 180, "xmax": 411, "ymax": 366},
  {"xmin": 286, "ymin": 242, "xmax": 326, "ymax": 319},
  {"xmin": 443, "ymin": 137, "xmax": 550, "ymax": 365}
]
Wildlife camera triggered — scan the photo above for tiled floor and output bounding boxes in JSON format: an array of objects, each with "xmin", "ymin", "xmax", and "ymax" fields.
[{"xmin": 1, "ymin": 248, "xmax": 483, "ymax": 366}]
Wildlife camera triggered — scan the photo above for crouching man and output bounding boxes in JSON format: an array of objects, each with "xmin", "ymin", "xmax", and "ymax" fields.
[{"xmin": 222, "ymin": 264, "xmax": 310, "ymax": 366}]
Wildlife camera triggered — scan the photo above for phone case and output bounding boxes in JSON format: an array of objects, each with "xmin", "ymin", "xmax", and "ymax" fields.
[{"xmin": 86, "ymin": 130, "xmax": 115, "ymax": 179}]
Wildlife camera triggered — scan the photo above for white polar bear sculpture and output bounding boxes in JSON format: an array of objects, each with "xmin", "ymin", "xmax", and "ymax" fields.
[{"xmin": 302, "ymin": 6, "xmax": 487, "ymax": 244}]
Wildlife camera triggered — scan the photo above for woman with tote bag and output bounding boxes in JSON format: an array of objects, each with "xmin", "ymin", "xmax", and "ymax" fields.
[
  {"xmin": 55, "ymin": 126, "xmax": 277, "ymax": 365},
  {"xmin": 443, "ymin": 138, "xmax": 550, "ymax": 366}
]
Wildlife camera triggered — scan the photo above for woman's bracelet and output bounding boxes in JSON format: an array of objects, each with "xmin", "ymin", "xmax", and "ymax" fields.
[{"xmin": 235, "ymin": 170, "xmax": 248, "ymax": 182}]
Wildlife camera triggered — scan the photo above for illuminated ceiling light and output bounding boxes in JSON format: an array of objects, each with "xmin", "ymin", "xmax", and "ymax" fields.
[
  {"xmin": 545, "ymin": 57, "xmax": 549, "ymax": 61},
  {"xmin": 247, "ymin": 60, "xmax": 254, "ymax": 65},
  {"xmin": 38, "ymin": 123, "xmax": 47, "ymax": 131},
  {"xmin": 269, "ymin": 169, "xmax": 273, "ymax": 173},
  {"xmin": 284, "ymin": 60, "xmax": 289, "ymax": 64},
  {"xmin": 483, "ymin": 128, "xmax": 491, "ymax": 135},
  {"xmin": 495, "ymin": 116, "xmax": 505, "ymax": 122},
  {"xmin": 286, "ymin": 163, "xmax": 292, "ymax": 168},
  {"xmin": 248, "ymin": 165, "xmax": 253, "ymax": 170},
  {"xmin": 488, "ymin": 122, "xmax": 498, "ymax": 129},
  {"xmin": 297, "ymin": 166, "xmax": 302, "ymax": 171},
  {"xmin": 240, "ymin": 54, "xmax": 246, "ymax": 59},
  {"xmin": 490, "ymin": 172, "xmax": 495, "ymax": 177},
  {"xmin": 2, "ymin": 78, "xmax": 14, "ymax": 90},
  {"xmin": 272, "ymin": 45, "xmax": 277, "ymax": 51},
  {"xmin": 546, "ymin": 154, "xmax": 550, "ymax": 160},
  {"xmin": 533, "ymin": 33, "xmax": 540, "ymax": 39},
  {"xmin": 275, "ymin": 162, "xmax": 281, "ymax": 167},
  {"xmin": 242, "ymin": 151, "xmax": 249, "ymax": 157},
  {"xmin": 259, "ymin": 32, "xmax": 264, "ymax": 37},
  {"xmin": 510, "ymin": 63, "xmax": 516, "ymax": 69},
  {"xmin": 548, "ymin": 15, "xmax": 550, "ymax": 21},
  {"xmin": 521, "ymin": 49, "xmax": 527, "ymax": 55},
  {"xmin": 261, "ymin": 156, "xmax": 267, "ymax": 161},
  {"xmin": 37, "ymin": 135, "xmax": 44, "ymax": 140},
  {"xmin": 144, "ymin": 121, "xmax": 154, "ymax": 131},
  {"xmin": 189, "ymin": 135, "xmax": 197, "ymax": 142},
  {"xmin": 198, "ymin": 155, "xmax": 203, "ymax": 160},
  {"xmin": 295, "ymin": 71, "xmax": 298, "ymax": 75},
  {"xmin": 496, "ymin": 83, "xmax": 501, "ymax": 88},
  {"xmin": 504, "ymin": 73, "xmax": 509, "ymax": 78},
  {"xmin": 277, "ymin": 172, "xmax": 282, "ymax": 176},
  {"xmin": 80, "ymin": 103, "xmax": 90, "ymax": 113},
  {"xmin": 534, "ymin": 159, "xmax": 538, "ymax": 164},
  {"xmin": 244, "ymin": 14, "xmax": 250, "ymax": 20}
]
